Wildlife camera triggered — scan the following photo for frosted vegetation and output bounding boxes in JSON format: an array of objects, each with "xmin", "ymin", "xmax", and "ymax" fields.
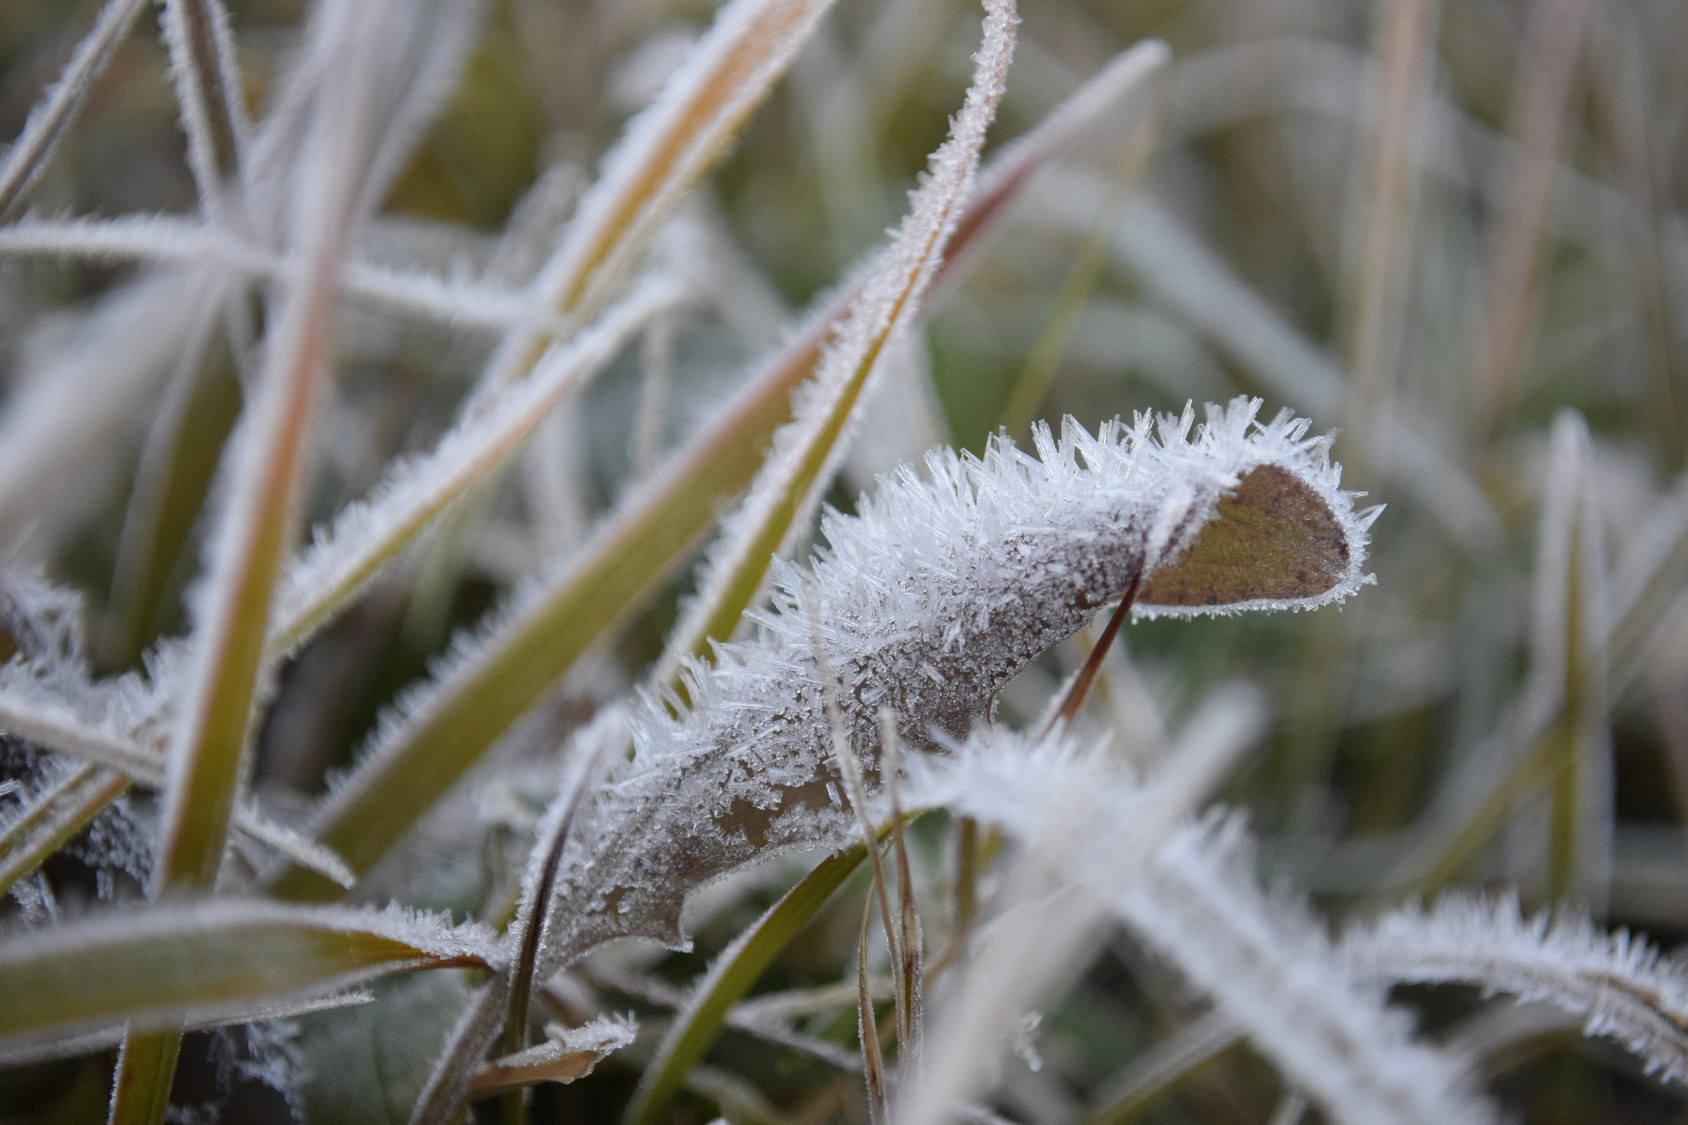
[{"xmin": 0, "ymin": 0, "xmax": 1685, "ymax": 1122}]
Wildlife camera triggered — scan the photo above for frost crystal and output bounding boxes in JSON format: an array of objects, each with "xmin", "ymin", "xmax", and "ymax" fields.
[{"xmin": 536, "ymin": 397, "xmax": 1372, "ymax": 974}]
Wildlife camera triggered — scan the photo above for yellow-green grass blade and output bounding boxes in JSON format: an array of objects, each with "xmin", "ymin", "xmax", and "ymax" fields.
[
  {"xmin": 0, "ymin": 902, "xmax": 491, "ymax": 1049},
  {"xmin": 478, "ymin": 0, "xmax": 839, "ymax": 398},
  {"xmin": 264, "ymin": 280, "xmax": 672, "ymax": 660},
  {"xmin": 101, "ymin": 321, "xmax": 242, "ymax": 673},
  {"xmin": 108, "ymin": 1028, "xmax": 183, "ymax": 1125},
  {"xmin": 621, "ymin": 842, "xmax": 871, "ymax": 1125},
  {"xmin": 0, "ymin": 765, "xmax": 130, "ymax": 894},
  {"xmin": 114, "ymin": 9, "xmax": 396, "ymax": 1114}
]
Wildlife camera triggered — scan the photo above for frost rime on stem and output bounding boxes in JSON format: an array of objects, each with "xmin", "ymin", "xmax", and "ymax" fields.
[{"xmin": 534, "ymin": 398, "xmax": 1373, "ymax": 976}]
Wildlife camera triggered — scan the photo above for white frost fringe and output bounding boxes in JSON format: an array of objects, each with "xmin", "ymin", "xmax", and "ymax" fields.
[
  {"xmin": 902, "ymin": 727, "xmax": 1493, "ymax": 1125},
  {"xmin": 1342, "ymin": 893, "xmax": 1688, "ymax": 1084}
]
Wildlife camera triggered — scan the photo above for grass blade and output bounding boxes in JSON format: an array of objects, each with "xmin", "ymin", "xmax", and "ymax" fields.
[
  {"xmin": 477, "ymin": 0, "xmax": 839, "ymax": 398},
  {"xmin": 114, "ymin": 2, "xmax": 447, "ymax": 1113},
  {"xmin": 0, "ymin": 764, "xmax": 130, "ymax": 894},
  {"xmin": 267, "ymin": 278, "xmax": 676, "ymax": 658},
  {"xmin": 160, "ymin": 0, "xmax": 249, "ymax": 217},
  {"xmin": 0, "ymin": 0, "xmax": 149, "ymax": 218},
  {"xmin": 621, "ymin": 842, "xmax": 871, "ymax": 1125},
  {"xmin": 0, "ymin": 901, "xmax": 492, "ymax": 1048}
]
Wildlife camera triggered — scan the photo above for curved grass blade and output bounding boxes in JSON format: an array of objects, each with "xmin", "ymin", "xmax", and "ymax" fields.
[{"xmin": 0, "ymin": 901, "xmax": 492, "ymax": 1049}]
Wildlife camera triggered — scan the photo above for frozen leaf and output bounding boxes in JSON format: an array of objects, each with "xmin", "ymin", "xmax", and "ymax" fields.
[
  {"xmin": 465, "ymin": 1014, "xmax": 637, "ymax": 1097},
  {"xmin": 533, "ymin": 400, "xmax": 1371, "ymax": 978}
]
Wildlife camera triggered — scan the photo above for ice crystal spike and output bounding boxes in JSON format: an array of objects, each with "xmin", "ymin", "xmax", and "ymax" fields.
[{"xmin": 532, "ymin": 397, "xmax": 1373, "ymax": 977}]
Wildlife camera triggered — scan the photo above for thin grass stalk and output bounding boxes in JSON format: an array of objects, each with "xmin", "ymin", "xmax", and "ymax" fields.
[
  {"xmin": 810, "ymin": 590, "xmax": 908, "ymax": 1048},
  {"xmin": 1467, "ymin": 0, "xmax": 1596, "ymax": 438},
  {"xmin": 0, "ymin": 0, "xmax": 150, "ymax": 218},
  {"xmin": 858, "ymin": 894, "xmax": 890, "ymax": 1125},
  {"xmin": 1546, "ymin": 531, "xmax": 1587, "ymax": 902},
  {"xmin": 1343, "ymin": 0, "xmax": 1437, "ymax": 472},
  {"xmin": 496, "ymin": 740, "xmax": 608, "ymax": 1125},
  {"xmin": 1038, "ymin": 578, "xmax": 1141, "ymax": 740},
  {"xmin": 881, "ymin": 710, "xmax": 922, "ymax": 1064}
]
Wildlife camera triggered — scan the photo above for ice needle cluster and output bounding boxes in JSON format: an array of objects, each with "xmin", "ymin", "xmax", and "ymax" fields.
[{"xmin": 534, "ymin": 397, "xmax": 1375, "ymax": 973}]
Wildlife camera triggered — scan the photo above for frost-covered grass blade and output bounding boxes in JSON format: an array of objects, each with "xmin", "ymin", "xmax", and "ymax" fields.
[{"xmin": 0, "ymin": 901, "xmax": 492, "ymax": 1049}]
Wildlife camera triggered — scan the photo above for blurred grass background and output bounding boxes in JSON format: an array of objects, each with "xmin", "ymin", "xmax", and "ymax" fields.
[{"xmin": 2, "ymin": 0, "xmax": 1687, "ymax": 1120}]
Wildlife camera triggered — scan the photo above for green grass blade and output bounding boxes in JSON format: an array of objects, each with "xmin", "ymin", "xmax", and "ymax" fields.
[
  {"xmin": 621, "ymin": 842, "xmax": 870, "ymax": 1125},
  {"xmin": 108, "ymin": 1028, "xmax": 183, "ymax": 1125},
  {"xmin": 101, "ymin": 321, "xmax": 242, "ymax": 672},
  {"xmin": 0, "ymin": 902, "xmax": 491, "ymax": 1048},
  {"xmin": 113, "ymin": 7, "xmax": 408, "ymax": 1113},
  {"xmin": 265, "ymin": 280, "xmax": 673, "ymax": 659},
  {"xmin": 0, "ymin": 766, "xmax": 131, "ymax": 893}
]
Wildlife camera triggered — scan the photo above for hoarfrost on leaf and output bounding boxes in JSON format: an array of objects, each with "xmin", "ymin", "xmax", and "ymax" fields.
[{"xmin": 535, "ymin": 398, "xmax": 1372, "ymax": 978}]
